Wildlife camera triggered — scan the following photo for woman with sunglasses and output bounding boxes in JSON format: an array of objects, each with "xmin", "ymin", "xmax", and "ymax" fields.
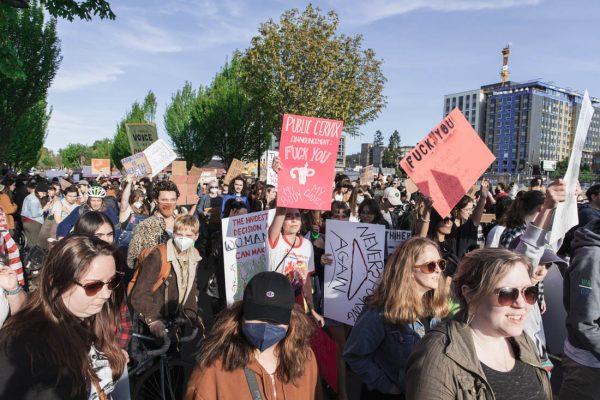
[
  {"xmin": 405, "ymin": 248, "xmax": 551, "ymax": 400},
  {"xmin": 343, "ymin": 237, "xmax": 449, "ymax": 399},
  {"xmin": 0, "ymin": 235, "xmax": 126, "ymax": 399}
]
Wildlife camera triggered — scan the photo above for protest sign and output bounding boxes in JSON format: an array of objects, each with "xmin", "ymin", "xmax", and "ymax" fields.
[
  {"xmin": 404, "ymin": 178, "xmax": 418, "ymax": 198},
  {"xmin": 550, "ymin": 90, "xmax": 594, "ymax": 248},
  {"xmin": 277, "ymin": 114, "xmax": 343, "ymax": 211},
  {"xmin": 125, "ymin": 123, "xmax": 158, "ymax": 154},
  {"xmin": 59, "ymin": 178, "xmax": 71, "ymax": 191},
  {"xmin": 222, "ymin": 210, "xmax": 274, "ymax": 304},
  {"xmin": 44, "ymin": 169, "xmax": 67, "ymax": 179},
  {"xmin": 91, "ymin": 159, "xmax": 110, "ymax": 175},
  {"xmin": 171, "ymin": 160, "xmax": 187, "ymax": 176},
  {"xmin": 121, "ymin": 152, "xmax": 151, "ymax": 178},
  {"xmin": 223, "ymin": 159, "xmax": 246, "ymax": 185},
  {"xmin": 324, "ymin": 220, "xmax": 385, "ymax": 325},
  {"xmin": 480, "ymin": 213, "xmax": 495, "ymax": 224},
  {"xmin": 82, "ymin": 166, "xmax": 93, "ymax": 177},
  {"xmin": 385, "ymin": 230, "xmax": 412, "ymax": 258},
  {"xmin": 143, "ymin": 139, "xmax": 177, "ymax": 177},
  {"xmin": 261, "ymin": 150, "xmax": 279, "ymax": 187},
  {"xmin": 399, "ymin": 108, "xmax": 495, "ymax": 217},
  {"xmin": 360, "ymin": 165, "xmax": 374, "ymax": 186}
]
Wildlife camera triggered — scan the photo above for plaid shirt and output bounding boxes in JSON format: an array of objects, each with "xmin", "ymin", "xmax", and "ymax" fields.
[{"xmin": 117, "ymin": 304, "xmax": 132, "ymax": 349}]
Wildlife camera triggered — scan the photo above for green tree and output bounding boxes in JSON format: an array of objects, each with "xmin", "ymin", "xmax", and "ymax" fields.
[
  {"xmin": 241, "ymin": 4, "xmax": 386, "ymax": 137},
  {"xmin": 4, "ymin": 100, "xmax": 51, "ymax": 170},
  {"xmin": 373, "ymin": 130, "xmax": 384, "ymax": 147},
  {"xmin": 0, "ymin": 1, "xmax": 61, "ymax": 161},
  {"xmin": 59, "ymin": 143, "xmax": 92, "ymax": 168},
  {"xmin": 111, "ymin": 91, "xmax": 157, "ymax": 168},
  {"xmin": 37, "ymin": 146, "xmax": 60, "ymax": 169},
  {"xmin": 89, "ymin": 138, "xmax": 113, "ymax": 159},
  {"xmin": 164, "ymin": 82, "xmax": 209, "ymax": 169},
  {"xmin": 189, "ymin": 57, "xmax": 271, "ymax": 168},
  {"xmin": 1, "ymin": 0, "xmax": 113, "ymax": 80},
  {"xmin": 382, "ymin": 130, "xmax": 402, "ymax": 168},
  {"xmin": 550, "ymin": 158, "xmax": 598, "ymax": 183}
]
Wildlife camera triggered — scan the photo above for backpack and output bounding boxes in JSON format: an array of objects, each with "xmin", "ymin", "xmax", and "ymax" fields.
[{"xmin": 127, "ymin": 243, "xmax": 171, "ymax": 295}]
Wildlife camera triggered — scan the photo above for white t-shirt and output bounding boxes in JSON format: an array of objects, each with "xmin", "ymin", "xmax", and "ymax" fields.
[
  {"xmin": 88, "ymin": 345, "xmax": 114, "ymax": 400},
  {"xmin": 486, "ymin": 225, "xmax": 506, "ymax": 248},
  {"xmin": 268, "ymin": 234, "xmax": 315, "ymax": 295},
  {"xmin": 52, "ymin": 199, "xmax": 77, "ymax": 221}
]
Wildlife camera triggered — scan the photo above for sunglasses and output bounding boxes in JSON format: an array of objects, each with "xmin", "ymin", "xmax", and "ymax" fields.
[
  {"xmin": 495, "ymin": 286, "xmax": 539, "ymax": 306},
  {"xmin": 74, "ymin": 272, "xmax": 124, "ymax": 296},
  {"xmin": 414, "ymin": 259, "xmax": 446, "ymax": 274}
]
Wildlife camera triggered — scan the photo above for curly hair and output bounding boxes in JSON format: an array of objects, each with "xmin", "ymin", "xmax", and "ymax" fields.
[
  {"xmin": 152, "ymin": 179, "xmax": 180, "ymax": 200},
  {"xmin": 197, "ymin": 302, "xmax": 314, "ymax": 383}
]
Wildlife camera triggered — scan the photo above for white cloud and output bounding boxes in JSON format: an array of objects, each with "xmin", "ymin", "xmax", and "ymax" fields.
[
  {"xmin": 116, "ymin": 18, "xmax": 183, "ymax": 53},
  {"xmin": 329, "ymin": 0, "xmax": 543, "ymax": 25},
  {"xmin": 51, "ymin": 63, "xmax": 124, "ymax": 92}
]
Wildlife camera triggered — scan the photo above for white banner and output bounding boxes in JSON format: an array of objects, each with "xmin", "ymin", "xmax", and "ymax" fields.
[
  {"xmin": 385, "ymin": 229, "xmax": 412, "ymax": 258},
  {"xmin": 550, "ymin": 90, "xmax": 595, "ymax": 248},
  {"xmin": 222, "ymin": 210, "xmax": 275, "ymax": 304},
  {"xmin": 143, "ymin": 139, "xmax": 177, "ymax": 178},
  {"xmin": 324, "ymin": 220, "xmax": 385, "ymax": 325}
]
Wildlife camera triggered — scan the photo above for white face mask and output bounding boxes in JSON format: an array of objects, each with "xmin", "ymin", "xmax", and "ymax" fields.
[
  {"xmin": 357, "ymin": 195, "xmax": 365, "ymax": 205},
  {"xmin": 133, "ymin": 201, "xmax": 143, "ymax": 209},
  {"xmin": 209, "ymin": 187, "xmax": 218, "ymax": 194},
  {"xmin": 174, "ymin": 236, "xmax": 195, "ymax": 252},
  {"xmin": 334, "ymin": 194, "xmax": 343, "ymax": 202}
]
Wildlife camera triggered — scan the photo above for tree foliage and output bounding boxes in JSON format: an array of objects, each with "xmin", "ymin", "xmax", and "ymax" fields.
[
  {"xmin": 89, "ymin": 138, "xmax": 113, "ymax": 159},
  {"xmin": 164, "ymin": 82, "xmax": 208, "ymax": 169},
  {"xmin": 111, "ymin": 91, "xmax": 157, "ymax": 169},
  {"xmin": 0, "ymin": 1, "xmax": 61, "ymax": 162},
  {"xmin": 550, "ymin": 158, "xmax": 598, "ymax": 183},
  {"xmin": 37, "ymin": 146, "xmax": 61, "ymax": 169},
  {"xmin": 166, "ymin": 57, "xmax": 271, "ymax": 168},
  {"xmin": 373, "ymin": 130, "xmax": 384, "ymax": 147},
  {"xmin": 4, "ymin": 101, "xmax": 51, "ymax": 170},
  {"xmin": 59, "ymin": 143, "xmax": 91, "ymax": 168},
  {"xmin": 240, "ymin": 4, "xmax": 386, "ymax": 137},
  {"xmin": 382, "ymin": 130, "xmax": 402, "ymax": 168}
]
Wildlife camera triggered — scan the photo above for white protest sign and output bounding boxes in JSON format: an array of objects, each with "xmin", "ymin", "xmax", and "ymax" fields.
[
  {"xmin": 550, "ymin": 90, "xmax": 594, "ymax": 248},
  {"xmin": 222, "ymin": 210, "xmax": 275, "ymax": 304},
  {"xmin": 264, "ymin": 150, "xmax": 279, "ymax": 187},
  {"xmin": 324, "ymin": 220, "xmax": 385, "ymax": 325},
  {"xmin": 143, "ymin": 139, "xmax": 177, "ymax": 177},
  {"xmin": 385, "ymin": 230, "xmax": 412, "ymax": 258}
]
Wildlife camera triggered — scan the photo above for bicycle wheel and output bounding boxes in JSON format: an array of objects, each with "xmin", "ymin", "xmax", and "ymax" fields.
[{"xmin": 131, "ymin": 359, "xmax": 194, "ymax": 400}]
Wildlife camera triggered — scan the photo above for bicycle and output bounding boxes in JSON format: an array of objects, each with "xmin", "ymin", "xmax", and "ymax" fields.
[{"xmin": 129, "ymin": 317, "xmax": 199, "ymax": 400}]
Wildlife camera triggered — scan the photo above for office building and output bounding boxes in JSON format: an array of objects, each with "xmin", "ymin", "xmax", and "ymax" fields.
[
  {"xmin": 444, "ymin": 81, "xmax": 600, "ymax": 174},
  {"xmin": 360, "ymin": 143, "xmax": 385, "ymax": 168},
  {"xmin": 336, "ymin": 136, "xmax": 346, "ymax": 170},
  {"xmin": 443, "ymin": 89, "xmax": 485, "ymax": 134}
]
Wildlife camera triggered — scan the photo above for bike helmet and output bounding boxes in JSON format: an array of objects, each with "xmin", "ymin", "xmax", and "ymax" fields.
[{"xmin": 88, "ymin": 186, "xmax": 106, "ymax": 198}]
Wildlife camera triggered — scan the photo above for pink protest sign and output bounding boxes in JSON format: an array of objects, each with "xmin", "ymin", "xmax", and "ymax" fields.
[
  {"xmin": 399, "ymin": 108, "xmax": 495, "ymax": 217},
  {"xmin": 277, "ymin": 114, "xmax": 343, "ymax": 211}
]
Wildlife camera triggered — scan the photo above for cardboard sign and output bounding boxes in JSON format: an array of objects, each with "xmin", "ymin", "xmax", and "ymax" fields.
[
  {"xmin": 277, "ymin": 114, "xmax": 343, "ymax": 211},
  {"xmin": 222, "ymin": 210, "xmax": 274, "ymax": 304},
  {"xmin": 385, "ymin": 230, "xmax": 412, "ymax": 258},
  {"xmin": 171, "ymin": 160, "xmax": 187, "ymax": 176},
  {"xmin": 399, "ymin": 108, "xmax": 495, "ymax": 217},
  {"xmin": 121, "ymin": 152, "xmax": 152, "ymax": 178},
  {"xmin": 480, "ymin": 213, "xmax": 495, "ymax": 224},
  {"xmin": 404, "ymin": 178, "xmax": 418, "ymax": 198},
  {"xmin": 59, "ymin": 178, "xmax": 72, "ymax": 191},
  {"xmin": 91, "ymin": 159, "xmax": 110, "ymax": 175},
  {"xmin": 125, "ymin": 123, "xmax": 159, "ymax": 154},
  {"xmin": 550, "ymin": 90, "xmax": 594, "ymax": 248},
  {"xmin": 144, "ymin": 139, "xmax": 177, "ymax": 177},
  {"xmin": 360, "ymin": 165, "xmax": 374, "ymax": 186},
  {"xmin": 260, "ymin": 150, "xmax": 279, "ymax": 187},
  {"xmin": 324, "ymin": 220, "xmax": 385, "ymax": 325},
  {"xmin": 223, "ymin": 159, "xmax": 246, "ymax": 185}
]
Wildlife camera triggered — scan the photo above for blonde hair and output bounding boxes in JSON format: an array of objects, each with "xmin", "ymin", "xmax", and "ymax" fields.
[
  {"xmin": 174, "ymin": 214, "xmax": 199, "ymax": 234},
  {"xmin": 453, "ymin": 248, "xmax": 532, "ymax": 322},
  {"xmin": 368, "ymin": 237, "xmax": 449, "ymax": 325}
]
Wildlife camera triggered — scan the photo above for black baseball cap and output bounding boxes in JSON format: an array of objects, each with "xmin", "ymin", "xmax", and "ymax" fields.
[{"xmin": 243, "ymin": 272, "xmax": 294, "ymax": 325}]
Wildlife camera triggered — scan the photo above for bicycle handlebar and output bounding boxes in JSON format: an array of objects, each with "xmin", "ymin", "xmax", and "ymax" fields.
[
  {"xmin": 144, "ymin": 334, "xmax": 171, "ymax": 357},
  {"xmin": 136, "ymin": 316, "xmax": 200, "ymax": 357}
]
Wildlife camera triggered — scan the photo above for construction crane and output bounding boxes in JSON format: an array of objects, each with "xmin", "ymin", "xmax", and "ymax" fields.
[{"xmin": 501, "ymin": 44, "xmax": 511, "ymax": 85}]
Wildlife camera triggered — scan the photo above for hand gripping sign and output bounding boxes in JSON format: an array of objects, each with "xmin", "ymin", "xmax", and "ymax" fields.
[
  {"xmin": 399, "ymin": 108, "xmax": 495, "ymax": 217},
  {"xmin": 277, "ymin": 114, "xmax": 343, "ymax": 211}
]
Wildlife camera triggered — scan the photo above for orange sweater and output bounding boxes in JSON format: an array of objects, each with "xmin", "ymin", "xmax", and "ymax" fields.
[
  {"xmin": 185, "ymin": 351, "xmax": 319, "ymax": 400},
  {"xmin": 0, "ymin": 193, "xmax": 18, "ymax": 230}
]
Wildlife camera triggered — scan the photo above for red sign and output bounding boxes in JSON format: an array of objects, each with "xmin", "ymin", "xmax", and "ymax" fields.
[
  {"xmin": 277, "ymin": 114, "xmax": 343, "ymax": 211},
  {"xmin": 399, "ymin": 108, "xmax": 495, "ymax": 217}
]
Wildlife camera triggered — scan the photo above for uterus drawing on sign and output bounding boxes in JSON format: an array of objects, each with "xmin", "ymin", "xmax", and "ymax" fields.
[{"xmin": 289, "ymin": 163, "xmax": 315, "ymax": 185}]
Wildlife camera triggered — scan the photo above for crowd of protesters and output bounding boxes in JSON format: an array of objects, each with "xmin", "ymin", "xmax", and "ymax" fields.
[{"xmin": 0, "ymin": 163, "xmax": 597, "ymax": 400}]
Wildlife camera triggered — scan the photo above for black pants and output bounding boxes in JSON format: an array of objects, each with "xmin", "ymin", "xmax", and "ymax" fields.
[{"xmin": 360, "ymin": 384, "xmax": 404, "ymax": 400}]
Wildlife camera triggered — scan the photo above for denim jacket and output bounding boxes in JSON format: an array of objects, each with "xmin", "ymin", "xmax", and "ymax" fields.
[{"xmin": 343, "ymin": 306, "xmax": 438, "ymax": 394}]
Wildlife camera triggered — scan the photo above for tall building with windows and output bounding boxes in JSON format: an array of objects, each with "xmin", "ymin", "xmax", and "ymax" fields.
[
  {"xmin": 336, "ymin": 136, "xmax": 346, "ymax": 170},
  {"xmin": 444, "ymin": 81, "xmax": 600, "ymax": 174},
  {"xmin": 443, "ymin": 89, "xmax": 485, "ymax": 135},
  {"xmin": 360, "ymin": 142, "xmax": 385, "ymax": 168}
]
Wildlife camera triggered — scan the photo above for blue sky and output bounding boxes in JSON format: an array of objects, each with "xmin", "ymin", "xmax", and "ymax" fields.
[{"xmin": 46, "ymin": 0, "xmax": 600, "ymax": 156}]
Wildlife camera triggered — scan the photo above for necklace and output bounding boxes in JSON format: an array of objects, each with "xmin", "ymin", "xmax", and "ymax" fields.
[{"xmin": 471, "ymin": 329, "xmax": 513, "ymax": 371}]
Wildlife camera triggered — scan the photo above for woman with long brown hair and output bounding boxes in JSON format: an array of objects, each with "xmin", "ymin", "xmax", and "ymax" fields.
[
  {"xmin": 0, "ymin": 234, "xmax": 127, "ymax": 399},
  {"xmin": 185, "ymin": 271, "xmax": 319, "ymax": 399},
  {"xmin": 343, "ymin": 237, "xmax": 449, "ymax": 399}
]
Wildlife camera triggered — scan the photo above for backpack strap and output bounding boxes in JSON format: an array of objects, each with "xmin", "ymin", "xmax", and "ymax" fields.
[
  {"xmin": 243, "ymin": 367, "xmax": 263, "ymax": 400},
  {"xmin": 150, "ymin": 243, "xmax": 171, "ymax": 293}
]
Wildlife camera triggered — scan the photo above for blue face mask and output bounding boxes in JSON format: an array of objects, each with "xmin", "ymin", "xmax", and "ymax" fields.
[{"xmin": 242, "ymin": 322, "xmax": 287, "ymax": 352}]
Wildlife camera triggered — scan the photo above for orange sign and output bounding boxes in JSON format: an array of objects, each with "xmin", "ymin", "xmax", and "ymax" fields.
[
  {"xmin": 91, "ymin": 159, "xmax": 111, "ymax": 175},
  {"xmin": 399, "ymin": 108, "xmax": 495, "ymax": 217}
]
